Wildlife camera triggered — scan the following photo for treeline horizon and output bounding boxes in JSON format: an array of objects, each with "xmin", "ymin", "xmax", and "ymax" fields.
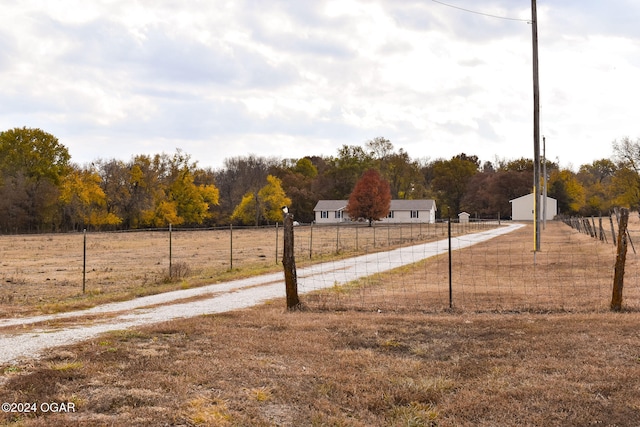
[{"xmin": 1, "ymin": 127, "xmax": 639, "ymax": 234}]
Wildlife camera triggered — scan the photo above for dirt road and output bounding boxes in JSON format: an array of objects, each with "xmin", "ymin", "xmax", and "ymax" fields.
[{"xmin": 0, "ymin": 223, "xmax": 523, "ymax": 364}]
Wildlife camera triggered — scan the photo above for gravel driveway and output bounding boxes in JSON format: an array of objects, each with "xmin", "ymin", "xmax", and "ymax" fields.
[{"xmin": 0, "ymin": 223, "xmax": 523, "ymax": 364}]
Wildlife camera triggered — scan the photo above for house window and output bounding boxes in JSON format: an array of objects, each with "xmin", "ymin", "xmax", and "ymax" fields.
[
  {"xmin": 335, "ymin": 211, "xmax": 343, "ymax": 219},
  {"xmin": 411, "ymin": 210, "xmax": 419, "ymax": 218},
  {"xmin": 321, "ymin": 211, "xmax": 329, "ymax": 219},
  {"xmin": 387, "ymin": 211, "xmax": 394, "ymax": 218}
]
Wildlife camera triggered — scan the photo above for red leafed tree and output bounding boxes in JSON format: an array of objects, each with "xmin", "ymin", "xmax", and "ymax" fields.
[{"xmin": 347, "ymin": 169, "xmax": 391, "ymax": 226}]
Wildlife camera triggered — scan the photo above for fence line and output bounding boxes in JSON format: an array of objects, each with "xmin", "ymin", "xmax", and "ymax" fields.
[
  {"xmin": 0, "ymin": 217, "xmax": 638, "ymax": 313},
  {"xmin": 561, "ymin": 211, "xmax": 637, "ymax": 254}
]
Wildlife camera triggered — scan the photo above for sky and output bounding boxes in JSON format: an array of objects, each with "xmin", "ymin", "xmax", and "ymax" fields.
[{"xmin": 1, "ymin": 0, "xmax": 639, "ymax": 171}]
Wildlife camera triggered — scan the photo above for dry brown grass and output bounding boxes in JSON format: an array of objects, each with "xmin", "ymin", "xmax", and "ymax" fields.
[
  {"xmin": 0, "ymin": 222, "xmax": 484, "ymax": 317},
  {"xmin": 1, "ymin": 307, "xmax": 640, "ymax": 426},
  {"xmin": 305, "ymin": 218, "xmax": 640, "ymax": 313},
  {"xmin": 2, "ymin": 218, "xmax": 640, "ymax": 426}
]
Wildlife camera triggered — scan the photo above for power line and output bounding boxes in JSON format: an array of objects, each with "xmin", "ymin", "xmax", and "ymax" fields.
[{"xmin": 431, "ymin": 0, "xmax": 531, "ymax": 23}]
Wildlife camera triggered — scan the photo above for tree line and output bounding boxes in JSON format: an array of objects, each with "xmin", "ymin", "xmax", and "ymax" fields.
[{"xmin": 1, "ymin": 127, "xmax": 638, "ymax": 233}]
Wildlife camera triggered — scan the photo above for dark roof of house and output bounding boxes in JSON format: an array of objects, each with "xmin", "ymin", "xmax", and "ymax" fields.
[{"xmin": 313, "ymin": 200, "xmax": 348, "ymax": 211}]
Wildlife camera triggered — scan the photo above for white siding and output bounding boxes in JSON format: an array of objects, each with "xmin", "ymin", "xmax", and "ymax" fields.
[
  {"xmin": 380, "ymin": 210, "xmax": 433, "ymax": 224},
  {"xmin": 313, "ymin": 200, "xmax": 437, "ymax": 224},
  {"xmin": 510, "ymin": 194, "xmax": 558, "ymax": 221}
]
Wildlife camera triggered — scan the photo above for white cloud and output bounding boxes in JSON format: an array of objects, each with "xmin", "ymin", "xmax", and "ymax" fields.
[{"xmin": 0, "ymin": 0, "xmax": 639, "ymax": 169}]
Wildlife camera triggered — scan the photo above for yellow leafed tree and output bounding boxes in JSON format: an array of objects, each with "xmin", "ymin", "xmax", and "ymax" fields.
[
  {"xmin": 140, "ymin": 163, "xmax": 220, "ymax": 227},
  {"xmin": 59, "ymin": 168, "xmax": 122, "ymax": 229},
  {"xmin": 231, "ymin": 175, "xmax": 291, "ymax": 225}
]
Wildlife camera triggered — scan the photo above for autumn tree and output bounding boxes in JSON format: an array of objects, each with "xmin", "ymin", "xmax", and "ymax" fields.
[
  {"xmin": 95, "ymin": 151, "xmax": 219, "ymax": 228},
  {"xmin": 346, "ymin": 169, "xmax": 391, "ymax": 226},
  {"xmin": 577, "ymin": 159, "xmax": 616, "ymax": 215},
  {"xmin": 548, "ymin": 169, "xmax": 586, "ymax": 215},
  {"xmin": 59, "ymin": 166, "xmax": 122, "ymax": 230},
  {"xmin": 231, "ymin": 175, "xmax": 291, "ymax": 226},
  {"xmin": 139, "ymin": 151, "xmax": 219, "ymax": 227},
  {"xmin": 610, "ymin": 167, "xmax": 640, "ymax": 210},
  {"xmin": 610, "ymin": 137, "xmax": 640, "ymax": 210},
  {"xmin": 214, "ymin": 155, "xmax": 277, "ymax": 224},
  {"xmin": 96, "ymin": 154, "xmax": 168, "ymax": 228}
]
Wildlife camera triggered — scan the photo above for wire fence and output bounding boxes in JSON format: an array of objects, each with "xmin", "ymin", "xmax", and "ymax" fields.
[
  {"xmin": 303, "ymin": 220, "xmax": 640, "ymax": 313},
  {"xmin": 0, "ymin": 215, "xmax": 638, "ymax": 313}
]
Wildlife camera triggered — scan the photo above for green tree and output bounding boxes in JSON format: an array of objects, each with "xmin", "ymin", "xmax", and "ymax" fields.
[
  {"xmin": 326, "ymin": 145, "xmax": 374, "ymax": 199},
  {"xmin": 292, "ymin": 157, "xmax": 318, "ymax": 179},
  {"xmin": 0, "ymin": 127, "xmax": 71, "ymax": 231},
  {"xmin": 429, "ymin": 154, "xmax": 479, "ymax": 217},
  {"xmin": 346, "ymin": 169, "xmax": 391, "ymax": 226},
  {"xmin": 274, "ymin": 157, "xmax": 320, "ymax": 223},
  {"xmin": 498, "ymin": 157, "xmax": 534, "ymax": 172}
]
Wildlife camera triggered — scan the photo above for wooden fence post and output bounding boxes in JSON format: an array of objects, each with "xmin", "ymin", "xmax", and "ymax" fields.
[
  {"xmin": 609, "ymin": 214, "xmax": 617, "ymax": 246},
  {"xmin": 611, "ymin": 208, "xmax": 629, "ymax": 311},
  {"xmin": 283, "ymin": 213, "xmax": 301, "ymax": 310}
]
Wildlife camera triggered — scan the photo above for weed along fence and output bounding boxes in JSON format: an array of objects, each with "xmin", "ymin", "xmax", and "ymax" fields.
[{"xmin": 0, "ymin": 217, "xmax": 639, "ymax": 313}]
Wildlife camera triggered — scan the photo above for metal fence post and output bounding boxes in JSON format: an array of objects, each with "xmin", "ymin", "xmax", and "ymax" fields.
[{"xmin": 83, "ymin": 229, "xmax": 86, "ymax": 294}]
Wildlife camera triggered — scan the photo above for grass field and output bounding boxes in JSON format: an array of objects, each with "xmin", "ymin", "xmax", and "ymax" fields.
[
  {"xmin": 1, "ymin": 218, "xmax": 640, "ymax": 425},
  {"xmin": 0, "ymin": 221, "xmax": 489, "ymax": 317}
]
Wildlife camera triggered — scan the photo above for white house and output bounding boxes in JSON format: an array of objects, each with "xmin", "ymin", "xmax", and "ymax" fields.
[
  {"xmin": 313, "ymin": 199, "xmax": 437, "ymax": 224},
  {"xmin": 509, "ymin": 193, "xmax": 558, "ymax": 221},
  {"xmin": 313, "ymin": 200, "xmax": 351, "ymax": 223}
]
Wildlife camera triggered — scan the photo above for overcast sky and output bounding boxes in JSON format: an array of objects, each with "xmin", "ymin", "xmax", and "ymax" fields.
[{"xmin": 1, "ymin": 0, "xmax": 638, "ymax": 170}]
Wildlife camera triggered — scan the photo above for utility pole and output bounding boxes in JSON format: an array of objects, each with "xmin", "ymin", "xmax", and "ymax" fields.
[
  {"xmin": 531, "ymin": 0, "xmax": 541, "ymax": 252},
  {"xmin": 543, "ymin": 136, "xmax": 547, "ymax": 230}
]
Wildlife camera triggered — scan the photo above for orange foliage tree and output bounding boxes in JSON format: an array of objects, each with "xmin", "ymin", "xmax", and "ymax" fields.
[{"xmin": 346, "ymin": 169, "xmax": 391, "ymax": 226}]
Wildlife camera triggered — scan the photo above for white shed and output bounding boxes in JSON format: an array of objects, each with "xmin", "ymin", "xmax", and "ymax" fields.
[
  {"xmin": 458, "ymin": 212, "xmax": 470, "ymax": 224},
  {"xmin": 509, "ymin": 193, "xmax": 557, "ymax": 221}
]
